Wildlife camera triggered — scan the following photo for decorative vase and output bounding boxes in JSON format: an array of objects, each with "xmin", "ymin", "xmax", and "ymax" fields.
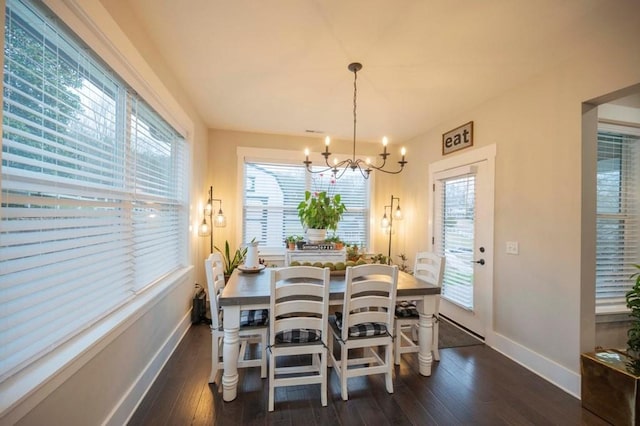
[
  {"xmin": 244, "ymin": 240, "xmax": 259, "ymax": 267},
  {"xmin": 306, "ymin": 228, "xmax": 327, "ymax": 243}
]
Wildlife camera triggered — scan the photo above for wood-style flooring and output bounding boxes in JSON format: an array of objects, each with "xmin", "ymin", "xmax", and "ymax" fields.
[{"xmin": 128, "ymin": 323, "xmax": 608, "ymax": 425}]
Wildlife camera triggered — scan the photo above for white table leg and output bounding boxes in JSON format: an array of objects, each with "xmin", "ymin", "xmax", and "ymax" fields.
[
  {"xmin": 417, "ymin": 295, "xmax": 437, "ymax": 376},
  {"xmin": 222, "ymin": 305, "xmax": 240, "ymax": 402}
]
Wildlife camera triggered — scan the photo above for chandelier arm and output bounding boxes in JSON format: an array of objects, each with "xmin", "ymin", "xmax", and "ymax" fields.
[
  {"xmin": 334, "ymin": 164, "xmax": 352, "ymax": 180},
  {"xmin": 302, "ymin": 62, "xmax": 407, "ymax": 179},
  {"xmin": 367, "ymin": 163, "xmax": 406, "ymax": 174}
]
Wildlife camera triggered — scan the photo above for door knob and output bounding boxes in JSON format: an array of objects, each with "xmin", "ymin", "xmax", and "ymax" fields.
[{"xmin": 473, "ymin": 259, "xmax": 485, "ymax": 265}]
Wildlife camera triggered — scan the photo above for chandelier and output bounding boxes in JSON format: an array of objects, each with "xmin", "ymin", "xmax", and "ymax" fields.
[{"xmin": 303, "ymin": 62, "xmax": 407, "ymax": 179}]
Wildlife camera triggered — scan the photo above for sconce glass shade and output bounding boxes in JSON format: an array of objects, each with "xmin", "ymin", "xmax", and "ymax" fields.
[
  {"xmin": 394, "ymin": 205, "xmax": 403, "ymax": 220},
  {"xmin": 214, "ymin": 209, "xmax": 226, "ymax": 227},
  {"xmin": 204, "ymin": 202, "xmax": 213, "ymax": 217},
  {"xmin": 380, "ymin": 213, "xmax": 390, "ymax": 229},
  {"xmin": 198, "ymin": 218, "xmax": 211, "ymax": 236}
]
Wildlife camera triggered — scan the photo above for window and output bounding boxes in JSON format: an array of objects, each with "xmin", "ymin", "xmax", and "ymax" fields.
[
  {"xmin": 242, "ymin": 156, "xmax": 370, "ymax": 251},
  {"xmin": 596, "ymin": 128, "xmax": 640, "ymax": 308},
  {"xmin": 0, "ymin": 0, "xmax": 187, "ymax": 381},
  {"xmin": 434, "ymin": 173, "xmax": 476, "ymax": 309}
]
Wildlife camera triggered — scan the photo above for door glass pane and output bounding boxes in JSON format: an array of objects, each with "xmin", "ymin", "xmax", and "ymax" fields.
[{"xmin": 436, "ymin": 174, "xmax": 476, "ymax": 309}]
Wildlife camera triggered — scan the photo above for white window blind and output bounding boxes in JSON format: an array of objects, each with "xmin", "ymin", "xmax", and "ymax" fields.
[
  {"xmin": 0, "ymin": 0, "xmax": 187, "ymax": 381},
  {"xmin": 434, "ymin": 174, "xmax": 476, "ymax": 310},
  {"xmin": 242, "ymin": 160, "xmax": 369, "ymax": 250},
  {"xmin": 596, "ymin": 130, "xmax": 640, "ymax": 305}
]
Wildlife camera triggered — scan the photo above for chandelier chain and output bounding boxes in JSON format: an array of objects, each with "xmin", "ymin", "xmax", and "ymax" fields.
[{"xmin": 353, "ymin": 67, "xmax": 357, "ymax": 162}]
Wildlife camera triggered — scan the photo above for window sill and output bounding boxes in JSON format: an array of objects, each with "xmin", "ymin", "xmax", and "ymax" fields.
[{"xmin": 596, "ymin": 304, "xmax": 631, "ymax": 324}]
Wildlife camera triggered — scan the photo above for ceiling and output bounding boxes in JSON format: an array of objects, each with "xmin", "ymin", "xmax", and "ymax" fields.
[{"xmin": 107, "ymin": 0, "xmax": 627, "ymax": 143}]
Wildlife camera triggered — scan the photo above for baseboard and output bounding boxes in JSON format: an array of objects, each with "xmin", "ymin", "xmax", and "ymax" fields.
[
  {"xmin": 490, "ymin": 332, "xmax": 581, "ymax": 399},
  {"xmin": 105, "ymin": 313, "xmax": 192, "ymax": 426}
]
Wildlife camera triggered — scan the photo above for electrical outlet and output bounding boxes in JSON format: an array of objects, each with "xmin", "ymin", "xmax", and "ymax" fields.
[{"xmin": 506, "ymin": 241, "xmax": 519, "ymax": 255}]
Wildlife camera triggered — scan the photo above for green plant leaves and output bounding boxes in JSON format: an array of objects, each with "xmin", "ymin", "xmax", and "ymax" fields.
[{"xmin": 297, "ymin": 190, "xmax": 346, "ymax": 231}]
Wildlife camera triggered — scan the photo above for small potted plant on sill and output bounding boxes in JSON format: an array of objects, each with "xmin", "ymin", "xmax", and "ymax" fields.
[
  {"xmin": 325, "ymin": 235, "xmax": 344, "ymax": 250},
  {"xmin": 285, "ymin": 235, "xmax": 303, "ymax": 250},
  {"xmin": 297, "ymin": 190, "xmax": 347, "ymax": 243}
]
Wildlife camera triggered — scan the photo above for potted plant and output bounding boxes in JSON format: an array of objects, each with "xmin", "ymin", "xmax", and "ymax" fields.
[
  {"xmin": 346, "ymin": 244, "xmax": 361, "ymax": 262},
  {"xmin": 581, "ymin": 264, "xmax": 640, "ymax": 424},
  {"xmin": 325, "ymin": 235, "xmax": 344, "ymax": 250},
  {"xmin": 625, "ymin": 264, "xmax": 640, "ymax": 357},
  {"xmin": 285, "ymin": 235, "xmax": 303, "ymax": 250},
  {"xmin": 297, "ymin": 190, "xmax": 346, "ymax": 242},
  {"xmin": 214, "ymin": 240, "xmax": 247, "ymax": 280}
]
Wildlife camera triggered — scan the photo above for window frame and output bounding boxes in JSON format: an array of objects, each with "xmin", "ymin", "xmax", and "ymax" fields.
[
  {"xmin": 0, "ymin": 0, "xmax": 193, "ymax": 414},
  {"xmin": 236, "ymin": 147, "xmax": 373, "ymax": 254},
  {"xmin": 595, "ymin": 122, "xmax": 640, "ymax": 314}
]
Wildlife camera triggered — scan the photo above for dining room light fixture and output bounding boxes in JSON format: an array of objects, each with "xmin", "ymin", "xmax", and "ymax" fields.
[
  {"xmin": 198, "ymin": 185, "xmax": 226, "ymax": 253},
  {"xmin": 381, "ymin": 195, "xmax": 402, "ymax": 264},
  {"xmin": 303, "ymin": 62, "xmax": 407, "ymax": 179}
]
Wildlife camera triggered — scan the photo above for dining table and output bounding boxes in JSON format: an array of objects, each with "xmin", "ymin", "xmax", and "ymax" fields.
[{"xmin": 218, "ymin": 267, "xmax": 441, "ymax": 402}]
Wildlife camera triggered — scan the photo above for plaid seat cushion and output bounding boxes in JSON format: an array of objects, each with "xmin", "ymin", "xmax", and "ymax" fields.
[
  {"xmin": 240, "ymin": 309, "xmax": 268, "ymax": 327},
  {"xmin": 395, "ymin": 301, "xmax": 419, "ymax": 318},
  {"xmin": 334, "ymin": 312, "xmax": 388, "ymax": 338},
  {"xmin": 275, "ymin": 328, "xmax": 321, "ymax": 344}
]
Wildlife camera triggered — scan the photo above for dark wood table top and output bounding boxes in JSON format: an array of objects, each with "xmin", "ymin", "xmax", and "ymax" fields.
[{"xmin": 219, "ymin": 268, "xmax": 440, "ymax": 306}]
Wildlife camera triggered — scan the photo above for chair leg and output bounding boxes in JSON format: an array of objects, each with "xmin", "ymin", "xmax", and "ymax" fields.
[
  {"xmin": 385, "ymin": 343, "xmax": 394, "ymax": 394},
  {"xmin": 209, "ymin": 332, "xmax": 219, "ymax": 384},
  {"xmin": 320, "ymin": 349, "xmax": 328, "ymax": 407},
  {"xmin": 328, "ymin": 333, "xmax": 334, "ymax": 368},
  {"xmin": 340, "ymin": 344, "xmax": 349, "ymax": 401},
  {"xmin": 394, "ymin": 322, "xmax": 401, "ymax": 365},
  {"xmin": 260, "ymin": 330, "xmax": 268, "ymax": 378},
  {"xmin": 268, "ymin": 351, "xmax": 275, "ymax": 412},
  {"xmin": 433, "ymin": 320, "xmax": 440, "ymax": 361}
]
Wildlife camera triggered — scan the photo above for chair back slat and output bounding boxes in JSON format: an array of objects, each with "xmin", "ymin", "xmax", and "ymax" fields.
[
  {"xmin": 275, "ymin": 300, "xmax": 324, "ymax": 317},
  {"xmin": 274, "ymin": 317, "xmax": 324, "ymax": 334},
  {"xmin": 414, "ymin": 252, "xmax": 445, "ymax": 287}
]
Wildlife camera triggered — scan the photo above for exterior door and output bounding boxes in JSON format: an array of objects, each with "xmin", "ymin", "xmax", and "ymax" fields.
[{"xmin": 429, "ymin": 146, "xmax": 495, "ymax": 338}]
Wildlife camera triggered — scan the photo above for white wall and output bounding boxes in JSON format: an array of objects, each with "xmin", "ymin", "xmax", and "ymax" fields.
[{"xmin": 397, "ymin": 0, "xmax": 640, "ymax": 397}]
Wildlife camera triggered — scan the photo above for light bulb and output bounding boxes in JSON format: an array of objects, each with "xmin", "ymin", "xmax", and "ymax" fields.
[
  {"xmin": 380, "ymin": 213, "xmax": 390, "ymax": 229},
  {"xmin": 394, "ymin": 205, "xmax": 403, "ymax": 220}
]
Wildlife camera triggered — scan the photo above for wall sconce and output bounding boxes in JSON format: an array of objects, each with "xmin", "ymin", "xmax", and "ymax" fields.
[
  {"xmin": 199, "ymin": 186, "xmax": 226, "ymax": 253},
  {"xmin": 380, "ymin": 195, "xmax": 402, "ymax": 264}
]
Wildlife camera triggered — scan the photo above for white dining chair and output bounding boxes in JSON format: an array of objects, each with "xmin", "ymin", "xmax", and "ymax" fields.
[
  {"xmin": 394, "ymin": 251, "xmax": 445, "ymax": 364},
  {"xmin": 209, "ymin": 251, "xmax": 225, "ymax": 284},
  {"xmin": 328, "ymin": 263, "xmax": 398, "ymax": 401},
  {"xmin": 205, "ymin": 254, "xmax": 268, "ymax": 384},
  {"xmin": 268, "ymin": 266, "xmax": 330, "ymax": 412}
]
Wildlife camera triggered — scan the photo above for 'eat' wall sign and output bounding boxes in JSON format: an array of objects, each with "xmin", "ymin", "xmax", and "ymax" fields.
[{"xmin": 442, "ymin": 121, "xmax": 473, "ymax": 155}]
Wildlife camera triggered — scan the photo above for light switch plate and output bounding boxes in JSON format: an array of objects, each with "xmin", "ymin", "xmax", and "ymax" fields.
[{"xmin": 506, "ymin": 241, "xmax": 519, "ymax": 255}]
